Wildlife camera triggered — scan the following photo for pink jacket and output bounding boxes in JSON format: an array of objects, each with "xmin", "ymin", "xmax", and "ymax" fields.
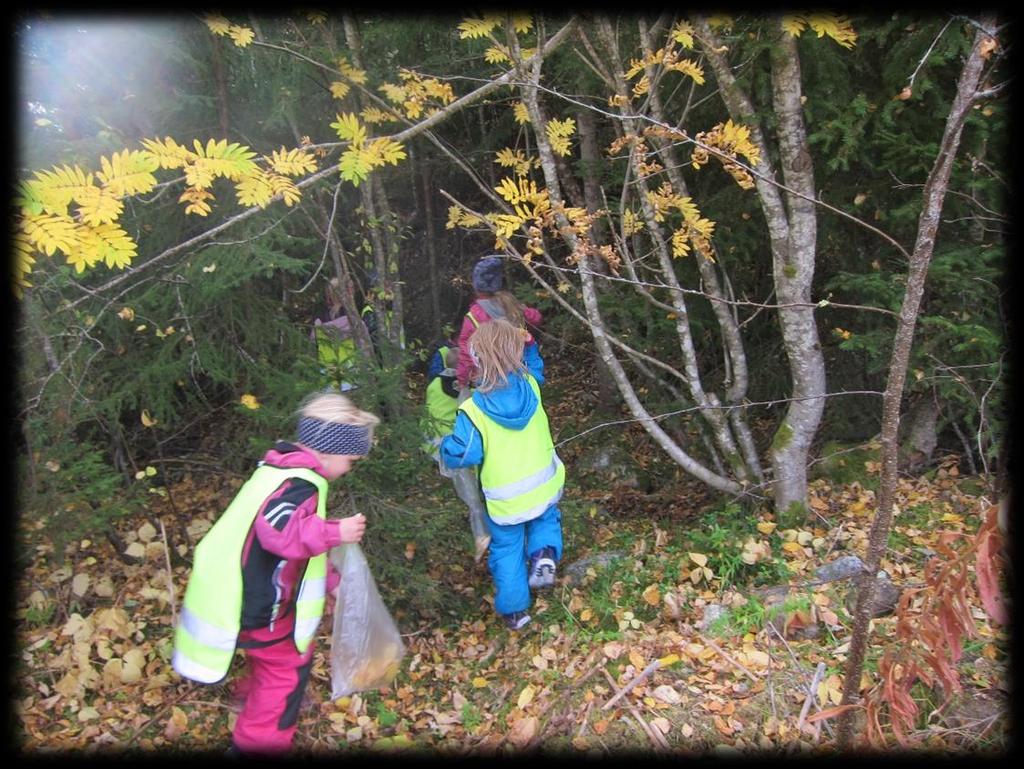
[
  {"xmin": 455, "ymin": 298, "xmax": 543, "ymax": 389},
  {"xmin": 238, "ymin": 443, "xmax": 344, "ymax": 645}
]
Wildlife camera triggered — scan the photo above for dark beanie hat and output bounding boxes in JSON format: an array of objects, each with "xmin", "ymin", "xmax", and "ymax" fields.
[{"xmin": 472, "ymin": 256, "xmax": 504, "ymax": 293}]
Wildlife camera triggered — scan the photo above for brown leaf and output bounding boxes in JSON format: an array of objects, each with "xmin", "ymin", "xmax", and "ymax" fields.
[
  {"xmin": 164, "ymin": 706, "xmax": 188, "ymax": 740},
  {"xmin": 507, "ymin": 715, "xmax": 538, "ymax": 748}
]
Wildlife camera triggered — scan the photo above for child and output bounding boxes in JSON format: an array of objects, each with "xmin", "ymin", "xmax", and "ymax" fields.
[
  {"xmin": 455, "ymin": 255, "xmax": 544, "ymax": 397},
  {"xmin": 172, "ymin": 392, "xmax": 380, "ymax": 755},
  {"xmin": 423, "ymin": 345, "xmax": 491, "ymax": 561},
  {"xmin": 440, "ymin": 319, "xmax": 564, "ymax": 630}
]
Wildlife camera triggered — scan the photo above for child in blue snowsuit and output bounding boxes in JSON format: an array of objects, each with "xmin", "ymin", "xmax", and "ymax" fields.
[{"xmin": 440, "ymin": 319, "xmax": 563, "ymax": 630}]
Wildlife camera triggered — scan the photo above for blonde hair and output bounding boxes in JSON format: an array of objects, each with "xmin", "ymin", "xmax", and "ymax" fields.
[
  {"xmin": 298, "ymin": 392, "xmax": 380, "ymax": 437},
  {"xmin": 491, "ymin": 290, "xmax": 525, "ymax": 328},
  {"xmin": 469, "ymin": 318, "xmax": 528, "ymax": 393}
]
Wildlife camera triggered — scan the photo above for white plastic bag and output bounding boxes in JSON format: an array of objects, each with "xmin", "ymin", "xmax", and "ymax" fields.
[
  {"xmin": 449, "ymin": 466, "xmax": 491, "ymax": 562},
  {"xmin": 328, "ymin": 543, "xmax": 405, "ymax": 699}
]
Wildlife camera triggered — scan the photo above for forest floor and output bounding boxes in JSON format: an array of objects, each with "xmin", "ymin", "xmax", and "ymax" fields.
[{"xmin": 13, "ymin": 363, "xmax": 1011, "ymax": 756}]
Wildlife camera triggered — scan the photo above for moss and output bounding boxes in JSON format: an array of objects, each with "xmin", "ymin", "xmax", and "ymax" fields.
[
  {"xmin": 783, "ymin": 264, "xmax": 798, "ymax": 279},
  {"xmin": 771, "ymin": 422, "xmax": 794, "ymax": 452}
]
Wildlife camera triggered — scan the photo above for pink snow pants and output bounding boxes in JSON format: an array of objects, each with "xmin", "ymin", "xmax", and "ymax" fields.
[{"xmin": 231, "ymin": 637, "xmax": 315, "ymax": 755}]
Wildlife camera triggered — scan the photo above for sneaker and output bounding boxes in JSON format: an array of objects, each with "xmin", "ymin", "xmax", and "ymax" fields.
[
  {"xmin": 528, "ymin": 546, "xmax": 556, "ymax": 590},
  {"xmin": 503, "ymin": 611, "xmax": 531, "ymax": 630}
]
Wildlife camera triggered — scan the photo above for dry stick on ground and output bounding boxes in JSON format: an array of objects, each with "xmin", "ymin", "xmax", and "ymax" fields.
[
  {"xmin": 766, "ymin": 622, "xmax": 835, "ymax": 739},
  {"xmin": 601, "ymin": 669, "xmax": 670, "ymax": 751},
  {"xmin": 532, "ymin": 655, "xmax": 605, "ymax": 745},
  {"xmin": 160, "ymin": 519, "xmax": 177, "ymax": 627},
  {"xmin": 697, "ymin": 634, "xmax": 760, "ymax": 684},
  {"xmin": 602, "ymin": 658, "xmax": 662, "ymax": 710},
  {"xmin": 796, "ymin": 662, "xmax": 827, "ymax": 733}
]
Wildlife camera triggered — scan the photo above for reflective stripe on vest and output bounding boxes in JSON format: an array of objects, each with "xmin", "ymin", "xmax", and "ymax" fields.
[
  {"xmin": 458, "ymin": 374, "xmax": 564, "ymax": 526},
  {"xmin": 172, "ymin": 465, "xmax": 329, "ymax": 683}
]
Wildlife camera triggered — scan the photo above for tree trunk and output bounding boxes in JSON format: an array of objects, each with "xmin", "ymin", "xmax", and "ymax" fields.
[
  {"xmin": 835, "ymin": 15, "xmax": 996, "ymax": 745},
  {"xmin": 694, "ymin": 17, "xmax": 825, "ymax": 512}
]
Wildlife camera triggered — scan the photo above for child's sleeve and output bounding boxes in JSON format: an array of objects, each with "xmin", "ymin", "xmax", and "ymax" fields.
[
  {"xmin": 454, "ymin": 313, "xmax": 476, "ymax": 389},
  {"xmin": 253, "ymin": 478, "xmax": 343, "ymax": 559},
  {"xmin": 439, "ymin": 411, "xmax": 484, "ymax": 468},
  {"xmin": 523, "ymin": 341, "xmax": 545, "ymax": 385},
  {"xmin": 524, "ymin": 306, "xmax": 543, "ymax": 328}
]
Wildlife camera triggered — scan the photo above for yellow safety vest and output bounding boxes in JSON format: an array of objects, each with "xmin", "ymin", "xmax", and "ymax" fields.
[
  {"xmin": 458, "ymin": 374, "xmax": 564, "ymax": 525},
  {"xmin": 172, "ymin": 465, "xmax": 329, "ymax": 683}
]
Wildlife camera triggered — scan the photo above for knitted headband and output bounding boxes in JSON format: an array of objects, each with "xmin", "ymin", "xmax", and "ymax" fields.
[{"xmin": 297, "ymin": 416, "xmax": 372, "ymax": 456}]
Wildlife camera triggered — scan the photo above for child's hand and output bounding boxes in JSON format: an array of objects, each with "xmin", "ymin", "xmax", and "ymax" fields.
[{"xmin": 337, "ymin": 513, "xmax": 366, "ymax": 544}]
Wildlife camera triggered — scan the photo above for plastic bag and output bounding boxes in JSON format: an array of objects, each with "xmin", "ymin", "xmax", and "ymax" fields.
[
  {"xmin": 328, "ymin": 543, "xmax": 406, "ymax": 699},
  {"xmin": 449, "ymin": 466, "xmax": 491, "ymax": 562}
]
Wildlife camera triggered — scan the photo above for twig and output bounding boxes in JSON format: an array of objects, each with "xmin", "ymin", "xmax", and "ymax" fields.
[
  {"xmin": 797, "ymin": 662, "xmax": 827, "ymax": 732},
  {"xmin": 602, "ymin": 658, "xmax": 662, "ymax": 710},
  {"xmin": 601, "ymin": 669, "xmax": 668, "ymax": 751},
  {"xmin": 698, "ymin": 634, "xmax": 759, "ymax": 683},
  {"xmin": 160, "ymin": 519, "xmax": 177, "ymax": 628},
  {"xmin": 577, "ymin": 700, "xmax": 594, "ymax": 740},
  {"xmin": 126, "ymin": 684, "xmax": 193, "ymax": 744}
]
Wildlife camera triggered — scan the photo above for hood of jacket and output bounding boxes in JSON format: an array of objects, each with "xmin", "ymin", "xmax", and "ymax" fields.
[{"xmin": 470, "ymin": 372, "xmax": 537, "ymax": 430}]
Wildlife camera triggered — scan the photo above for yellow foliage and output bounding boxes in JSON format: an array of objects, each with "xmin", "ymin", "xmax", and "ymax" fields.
[
  {"xmin": 492, "ymin": 213, "xmax": 525, "ymax": 239},
  {"xmin": 338, "ymin": 58, "xmax": 368, "ymax": 85},
  {"xmin": 22, "ymin": 213, "xmax": 78, "ymax": 257},
  {"xmin": 31, "ymin": 164, "xmax": 94, "ymax": 213},
  {"xmin": 236, "ymin": 170, "xmax": 275, "ymax": 209},
  {"xmin": 68, "ymin": 222, "xmax": 136, "ymax": 272},
  {"xmin": 12, "ymin": 231, "xmax": 36, "ymax": 297},
  {"xmin": 485, "ymin": 46, "xmax": 511, "ymax": 64},
  {"xmin": 632, "ymin": 75, "xmax": 650, "ymax": 97},
  {"xmin": 97, "ymin": 150, "xmax": 159, "ymax": 197},
  {"xmin": 513, "ymin": 102, "xmax": 531, "ymax": 125},
  {"xmin": 446, "ymin": 205, "xmax": 482, "ymax": 230},
  {"xmin": 338, "ymin": 147, "xmax": 373, "ymax": 186},
  {"xmin": 330, "ymin": 81, "xmax": 350, "ymax": 99},
  {"xmin": 140, "ymin": 137, "xmax": 194, "ymax": 170},
  {"xmin": 227, "ymin": 25, "xmax": 255, "ymax": 48},
  {"xmin": 179, "ymin": 187, "xmax": 214, "ymax": 217},
  {"xmin": 671, "ymin": 20, "xmax": 695, "ymax": 48},
  {"xmin": 510, "ymin": 14, "xmax": 533, "ymax": 34},
  {"xmin": 268, "ymin": 147, "xmax": 318, "ymax": 177},
  {"xmin": 365, "ymin": 138, "xmax": 407, "ymax": 167},
  {"xmin": 379, "ymin": 83, "xmax": 407, "ymax": 104},
  {"xmin": 202, "ymin": 14, "xmax": 231, "ymax": 36},
  {"xmin": 622, "ymin": 209, "xmax": 644, "ymax": 236},
  {"xmin": 330, "ymin": 113, "xmax": 367, "ymax": 146},
  {"xmin": 458, "ymin": 15, "xmax": 501, "ymax": 39},
  {"xmin": 666, "ymin": 57, "xmax": 705, "ymax": 84},
  {"xmin": 782, "ymin": 13, "xmax": 857, "ymax": 48},
  {"xmin": 361, "ymin": 106, "xmax": 399, "ymax": 125},
  {"xmin": 495, "ymin": 147, "xmax": 536, "ymax": 177},
  {"xmin": 75, "ymin": 185, "xmax": 124, "ymax": 226},
  {"xmin": 546, "ymin": 117, "xmax": 575, "ymax": 157}
]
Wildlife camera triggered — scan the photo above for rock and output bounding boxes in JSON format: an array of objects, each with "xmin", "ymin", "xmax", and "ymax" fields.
[
  {"xmin": 844, "ymin": 575, "xmax": 903, "ymax": 617},
  {"xmin": 576, "ymin": 444, "xmax": 645, "ymax": 489},
  {"xmin": 563, "ymin": 551, "xmax": 626, "ymax": 586},
  {"xmin": 700, "ymin": 603, "xmax": 728, "ymax": 631},
  {"xmin": 815, "ymin": 555, "xmax": 865, "ymax": 583}
]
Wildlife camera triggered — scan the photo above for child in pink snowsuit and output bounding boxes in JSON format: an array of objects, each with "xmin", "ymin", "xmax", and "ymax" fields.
[
  {"xmin": 173, "ymin": 393, "xmax": 380, "ymax": 756},
  {"xmin": 455, "ymin": 255, "xmax": 543, "ymax": 396}
]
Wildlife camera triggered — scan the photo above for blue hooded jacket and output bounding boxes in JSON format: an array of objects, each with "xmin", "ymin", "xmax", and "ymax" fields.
[{"xmin": 440, "ymin": 351, "xmax": 544, "ymax": 468}]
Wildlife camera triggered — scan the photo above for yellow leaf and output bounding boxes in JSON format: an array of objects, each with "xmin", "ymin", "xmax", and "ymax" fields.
[
  {"xmin": 642, "ymin": 584, "xmax": 661, "ymax": 606},
  {"xmin": 117, "ymin": 307, "xmax": 135, "ymax": 321},
  {"xmin": 517, "ymin": 684, "xmax": 535, "ymax": 709},
  {"xmin": 227, "ymin": 24, "xmax": 255, "ymax": 47},
  {"xmin": 472, "ymin": 677, "xmax": 488, "ymax": 688},
  {"xmin": 658, "ymin": 654, "xmax": 680, "ymax": 667},
  {"xmin": 203, "ymin": 14, "xmax": 231, "ymax": 36},
  {"xmin": 141, "ymin": 410, "xmax": 157, "ymax": 427},
  {"xmin": 782, "ymin": 541, "xmax": 803, "ymax": 554},
  {"xmin": 688, "ymin": 552, "xmax": 708, "ymax": 567},
  {"xmin": 330, "ymin": 81, "xmax": 350, "ymax": 99},
  {"xmin": 239, "ymin": 393, "xmax": 261, "ymax": 410},
  {"xmin": 757, "ymin": 521, "xmax": 777, "ymax": 534}
]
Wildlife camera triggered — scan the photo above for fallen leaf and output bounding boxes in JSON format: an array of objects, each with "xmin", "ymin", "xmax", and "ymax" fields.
[
  {"xmin": 138, "ymin": 522, "xmax": 157, "ymax": 543},
  {"xmin": 71, "ymin": 573, "xmax": 90, "ymax": 597},
  {"xmin": 602, "ymin": 642, "xmax": 624, "ymax": 660},
  {"xmin": 651, "ymin": 716, "xmax": 672, "ymax": 734},
  {"xmin": 642, "ymin": 584, "xmax": 661, "ymax": 606},
  {"xmin": 517, "ymin": 684, "xmax": 535, "ymax": 709},
  {"xmin": 652, "ymin": 685, "xmax": 681, "ymax": 704},
  {"xmin": 164, "ymin": 706, "xmax": 187, "ymax": 739},
  {"xmin": 472, "ymin": 677, "xmax": 488, "ymax": 688},
  {"xmin": 508, "ymin": 715, "xmax": 538, "ymax": 747}
]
